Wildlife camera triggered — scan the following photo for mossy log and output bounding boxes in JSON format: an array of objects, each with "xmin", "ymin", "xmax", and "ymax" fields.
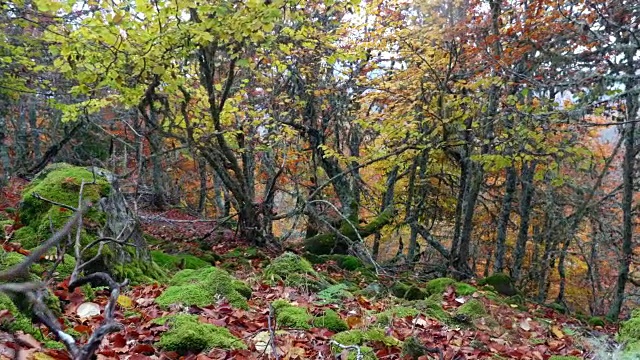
[{"xmin": 304, "ymin": 208, "xmax": 393, "ymax": 255}]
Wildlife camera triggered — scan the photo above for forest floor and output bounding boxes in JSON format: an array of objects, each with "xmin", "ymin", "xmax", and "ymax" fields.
[{"xmin": 0, "ymin": 182, "xmax": 624, "ymax": 360}]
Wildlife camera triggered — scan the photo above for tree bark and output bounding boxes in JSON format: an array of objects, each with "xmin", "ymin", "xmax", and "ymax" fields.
[
  {"xmin": 493, "ymin": 165, "xmax": 517, "ymax": 273},
  {"xmin": 512, "ymin": 161, "xmax": 537, "ymax": 282}
]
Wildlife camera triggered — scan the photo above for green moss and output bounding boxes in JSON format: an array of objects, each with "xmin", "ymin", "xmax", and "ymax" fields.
[
  {"xmin": 44, "ymin": 340, "xmax": 66, "ymax": 350},
  {"xmin": 263, "ymin": 252, "xmax": 329, "ymax": 291},
  {"xmin": 0, "ymin": 293, "xmax": 41, "ymax": 338},
  {"xmin": 588, "ymin": 317, "xmax": 605, "ymax": 327},
  {"xmin": 455, "ymin": 299, "xmax": 487, "ymax": 319},
  {"xmin": 157, "ymin": 267, "xmax": 250, "ymax": 309},
  {"xmin": 376, "ymin": 306, "xmax": 420, "ymax": 325},
  {"xmin": 548, "ymin": 302, "xmax": 568, "ymax": 314},
  {"xmin": 619, "ymin": 316, "xmax": 640, "ymax": 343},
  {"xmin": 391, "ymin": 282, "xmax": 427, "ymax": 300},
  {"xmin": 454, "ymin": 283, "xmax": 477, "ymax": 296},
  {"xmin": 478, "ymin": 273, "xmax": 516, "ymax": 296},
  {"xmin": 425, "ymin": 278, "xmax": 456, "ymax": 295},
  {"xmin": 313, "ymin": 310, "xmax": 348, "ymax": 332},
  {"xmin": 157, "ymin": 314, "xmax": 246, "ymax": 354},
  {"xmin": 332, "ymin": 328, "xmax": 401, "ymax": 348},
  {"xmin": 47, "ymin": 254, "xmax": 76, "ymax": 280},
  {"xmin": 414, "ymin": 295, "xmax": 450, "ymax": 323},
  {"xmin": 317, "ymin": 283, "xmax": 353, "ymax": 304},
  {"xmin": 337, "ymin": 256, "xmax": 363, "ymax": 271},
  {"xmin": 20, "ymin": 164, "xmax": 110, "ymax": 227},
  {"xmin": 275, "ymin": 303, "xmax": 312, "ymax": 329},
  {"xmin": 13, "ymin": 226, "xmax": 39, "ymax": 249},
  {"xmin": 151, "ymin": 250, "xmax": 211, "ymax": 271}
]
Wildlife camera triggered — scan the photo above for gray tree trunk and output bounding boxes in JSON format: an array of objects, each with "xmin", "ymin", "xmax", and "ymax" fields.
[
  {"xmin": 512, "ymin": 161, "xmax": 537, "ymax": 282},
  {"xmin": 493, "ymin": 165, "xmax": 517, "ymax": 273},
  {"xmin": 0, "ymin": 116, "xmax": 11, "ymax": 185}
]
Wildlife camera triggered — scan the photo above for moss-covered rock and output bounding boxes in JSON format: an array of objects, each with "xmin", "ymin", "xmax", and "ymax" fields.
[
  {"xmin": 375, "ymin": 306, "xmax": 420, "ymax": 325},
  {"xmin": 588, "ymin": 317, "xmax": 605, "ymax": 327},
  {"xmin": 478, "ymin": 273, "xmax": 516, "ymax": 296},
  {"xmin": 414, "ymin": 294, "xmax": 450, "ymax": 323},
  {"xmin": 156, "ymin": 267, "xmax": 250, "ymax": 309},
  {"xmin": 313, "ymin": 309, "xmax": 348, "ymax": 332},
  {"xmin": 273, "ymin": 301, "xmax": 312, "ymax": 329},
  {"xmin": 337, "ymin": 255, "xmax": 363, "ymax": 271},
  {"xmin": 0, "ymin": 292, "xmax": 43, "ymax": 339},
  {"xmin": 425, "ymin": 278, "xmax": 456, "ymax": 294},
  {"xmin": 619, "ymin": 313, "xmax": 640, "ymax": 344},
  {"xmin": 333, "ymin": 328, "xmax": 401, "ymax": 348},
  {"xmin": 455, "ymin": 299, "xmax": 487, "ymax": 320},
  {"xmin": 263, "ymin": 252, "xmax": 330, "ymax": 291},
  {"xmin": 391, "ymin": 282, "xmax": 427, "ymax": 300},
  {"xmin": 151, "ymin": 250, "xmax": 211, "ymax": 271},
  {"xmin": 157, "ymin": 314, "xmax": 246, "ymax": 354},
  {"xmin": 19, "ymin": 163, "xmax": 110, "ymax": 240},
  {"xmin": 316, "ymin": 283, "xmax": 354, "ymax": 304}
]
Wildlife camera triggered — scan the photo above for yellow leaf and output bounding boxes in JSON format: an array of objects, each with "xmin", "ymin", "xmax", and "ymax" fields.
[
  {"xmin": 551, "ymin": 326, "xmax": 564, "ymax": 339},
  {"xmin": 346, "ymin": 315, "xmax": 362, "ymax": 329},
  {"xmin": 117, "ymin": 295, "xmax": 133, "ymax": 308}
]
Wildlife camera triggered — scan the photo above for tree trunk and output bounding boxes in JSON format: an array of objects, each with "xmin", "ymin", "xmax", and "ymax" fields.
[
  {"xmin": 511, "ymin": 161, "xmax": 537, "ymax": 282},
  {"xmin": 372, "ymin": 166, "xmax": 398, "ymax": 260},
  {"xmin": 493, "ymin": 165, "xmax": 517, "ymax": 273},
  {"xmin": 28, "ymin": 100, "xmax": 40, "ymax": 160},
  {"xmin": 608, "ymin": 91, "xmax": 637, "ymax": 319},
  {"xmin": 0, "ymin": 116, "xmax": 11, "ymax": 185}
]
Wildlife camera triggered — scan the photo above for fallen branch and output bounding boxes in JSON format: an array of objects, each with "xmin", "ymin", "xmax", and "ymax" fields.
[{"xmin": 330, "ymin": 340, "xmax": 363, "ymax": 360}]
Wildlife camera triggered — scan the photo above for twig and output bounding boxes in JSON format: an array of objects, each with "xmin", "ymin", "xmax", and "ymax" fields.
[
  {"xmin": 0, "ymin": 206, "xmax": 87, "ymax": 281},
  {"xmin": 330, "ymin": 340, "xmax": 363, "ymax": 360},
  {"xmin": 31, "ymin": 192, "xmax": 78, "ymax": 212},
  {"xmin": 267, "ymin": 304, "xmax": 279, "ymax": 360}
]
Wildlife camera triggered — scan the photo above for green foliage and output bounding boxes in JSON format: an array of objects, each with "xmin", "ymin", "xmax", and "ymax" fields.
[
  {"xmin": 478, "ymin": 273, "xmax": 516, "ymax": 296},
  {"xmin": 157, "ymin": 314, "xmax": 246, "ymax": 354},
  {"xmin": 157, "ymin": 267, "xmax": 250, "ymax": 309},
  {"xmin": 316, "ymin": 283, "xmax": 353, "ymax": 304},
  {"xmin": 455, "ymin": 299, "xmax": 487, "ymax": 319},
  {"xmin": 313, "ymin": 309, "xmax": 348, "ymax": 332},
  {"xmin": 263, "ymin": 252, "xmax": 330, "ymax": 291}
]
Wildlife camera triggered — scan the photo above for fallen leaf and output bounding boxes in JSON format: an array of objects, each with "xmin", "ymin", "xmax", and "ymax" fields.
[
  {"xmin": 76, "ymin": 302, "xmax": 100, "ymax": 318},
  {"xmin": 519, "ymin": 318, "xmax": 531, "ymax": 331},
  {"xmin": 15, "ymin": 333, "xmax": 41, "ymax": 349},
  {"xmin": 117, "ymin": 295, "xmax": 134, "ymax": 309},
  {"xmin": 551, "ymin": 326, "xmax": 565, "ymax": 339}
]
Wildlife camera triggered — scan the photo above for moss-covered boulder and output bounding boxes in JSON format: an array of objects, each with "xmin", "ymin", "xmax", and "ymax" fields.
[
  {"xmin": 478, "ymin": 273, "xmax": 516, "ymax": 296},
  {"xmin": 272, "ymin": 300, "xmax": 312, "ymax": 329},
  {"xmin": 313, "ymin": 309, "xmax": 348, "ymax": 332},
  {"xmin": 414, "ymin": 294, "xmax": 450, "ymax": 323},
  {"xmin": 588, "ymin": 317, "xmax": 606, "ymax": 327},
  {"xmin": 15, "ymin": 163, "xmax": 158, "ymax": 283},
  {"xmin": 455, "ymin": 299, "xmax": 487, "ymax": 320},
  {"xmin": 375, "ymin": 306, "xmax": 420, "ymax": 325},
  {"xmin": 316, "ymin": 283, "xmax": 354, "ymax": 304},
  {"xmin": 157, "ymin": 314, "xmax": 246, "ymax": 354},
  {"xmin": 425, "ymin": 278, "xmax": 477, "ymax": 296},
  {"xmin": 151, "ymin": 250, "xmax": 211, "ymax": 271},
  {"xmin": 391, "ymin": 282, "xmax": 427, "ymax": 300},
  {"xmin": 156, "ymin": 267, "xmax": 251, "ymax": 309},
  {"xmin": 263, "ymin": 252, "xmax": 330, "ymax": 291},
  {"xmin": 332, "ymin": 328, "xmax": 400, "ymax": 359}
]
